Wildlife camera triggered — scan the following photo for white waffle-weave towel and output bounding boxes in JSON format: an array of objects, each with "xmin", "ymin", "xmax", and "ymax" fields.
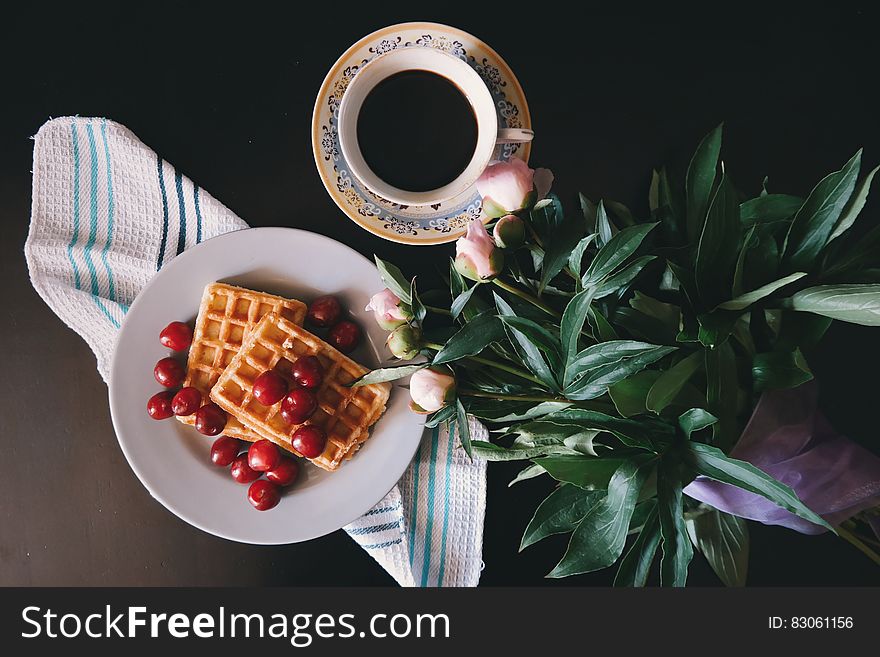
[{"xmin": 25, "ymin": 116, "xmax": 487, "ymax": 587}]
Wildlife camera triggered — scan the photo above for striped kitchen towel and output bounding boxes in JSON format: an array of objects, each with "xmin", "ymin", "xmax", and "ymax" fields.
[{"xmin": 25, "ymin": 116, "xmax": 487, "ymax": 587}]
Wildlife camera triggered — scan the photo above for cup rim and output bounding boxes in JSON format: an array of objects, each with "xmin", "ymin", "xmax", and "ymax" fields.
[{"xmin": 337, "ymin": 46, "xmax": 498, "ymax": 206}]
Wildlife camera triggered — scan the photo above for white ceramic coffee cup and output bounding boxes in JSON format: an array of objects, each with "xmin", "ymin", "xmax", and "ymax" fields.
[{"xmin": 337, "ymin": 47, "xmax": 534, "ymax": 206}]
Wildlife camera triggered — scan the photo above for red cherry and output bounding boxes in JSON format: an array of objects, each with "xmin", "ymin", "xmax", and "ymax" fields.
[
  {"xmin": 291, "ymin": 355, "xmax": 323, "ymax": 389},
  {"xmin": 252, "ymin": 370, "xmax": 288, "ymax": 406},
  {"xmin": 306, "ymin": 295, "xmax": 342, "ymax": 328},
  {"xmin": 248, "ymin": 439, "xmax": 280, "ymax": 472},
  {"xmin": 327, "ymin": 320, "xmax": 361, "ymax": 353},
  {"xmin": 147, "ymin": 390, "xmax": 175, "ymax": 420},
  {"xmin": 266, "ymin": 458, "xmax": 300, "ymax": 486},
  {"xmin": 210, "ymin": 436, "xmax": 239, "ymax": 467},
  {"xmin": 159, "ymin": 321, "xmax": 193, "ymax": 351},
  {"xmin": 194, "ymin": 403, "xmax": 227, "ymax": 436},
  {"xmin": 248, "ymin": 479, "xmax": 281, "ymax": 511},
  {"xmin": 280, "ymin": 388, "xmax": 318, "ymax": 424},
  {"xmin": 291, "ymin": 425, "xmax": 327, "ymax": 459},
  {"xmin": 171, "ymin": 386, "xmax": 202, "ymax": 416},
  {"xmin": 230, "ymin": 454, "xmax": 261, "ymax": 483},
  {"xmin": 154, "ymin": 357, "xmax": 186, "ymax": 388}
]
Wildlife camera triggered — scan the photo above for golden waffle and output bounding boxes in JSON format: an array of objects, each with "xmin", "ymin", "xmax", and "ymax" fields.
[
  {"xmin": 177, "ymin": 282, "xmax": 307, "ymax": 441},
  {"xmin": 210, "ymin": 313, "xmax": 391, "ymax": 471}
]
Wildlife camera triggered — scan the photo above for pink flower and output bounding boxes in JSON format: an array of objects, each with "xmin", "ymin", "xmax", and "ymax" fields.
[
  {"xmin": 409, "ymin": 368, "xmax": 456, "ymax": 413},
  {"xmin": 476, "ymin": 158, "xmax": 540, "ymax": 217},
  {"xmin": 454, "ymin": 219, "xmax": 504, "ymax": 281},
  {"xmin": 365, "ymin": 289, "xmax": 411, "ymax": 330},
  {"xmin": 492, "ymin": 214, "xmax": 526, "ymax": 249}
]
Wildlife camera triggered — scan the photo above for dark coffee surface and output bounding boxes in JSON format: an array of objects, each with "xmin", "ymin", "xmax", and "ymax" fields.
[{"xmin": 356, "ymin": 70, "xmax": 477, "ymax": 192}]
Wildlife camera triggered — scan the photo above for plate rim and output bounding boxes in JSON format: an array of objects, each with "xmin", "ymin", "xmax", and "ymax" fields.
[
  {"xmin": 311, "ymin": 21, "xmax": 532, "ymax": 246},
  {"xmin": 108, "ymin": 226, "xmax": 423, "ymax": 545}
]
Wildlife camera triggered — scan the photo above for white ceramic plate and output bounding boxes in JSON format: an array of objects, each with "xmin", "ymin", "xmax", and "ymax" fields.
[{"xmin": 109, "ymin": 227, "xmax": 423, "ymax": 544}]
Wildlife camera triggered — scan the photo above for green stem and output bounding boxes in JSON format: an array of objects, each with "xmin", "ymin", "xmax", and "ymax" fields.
[
  {"xmin": 458, "ymin": 389, "xmax": 567, "ymax": 403},
  {"xmin": 424, "ymin": 305, "xmax": 452, "ymax": 316},
  {"xmin": 838, "ymin": 525, "xmax": 880, "ymax": 567},
  {"xmin": 423, "ymin": 342, "xmax": 545, "ymax": 387},
  {"xmin": 492, "ymin": 278, "xmax": 561, "ymax": 318}
]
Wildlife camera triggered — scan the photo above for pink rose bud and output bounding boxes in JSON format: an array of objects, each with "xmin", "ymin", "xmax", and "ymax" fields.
[
  {"xmin": 454, "ymin": 219, "xmax": 504, "ymax": 282},
  {"xmin": 492, "ymin": 214, "xmax": 526, "ymax": 249},
  {"xmin": 476, "ymin": 157, "xmax": 538, "ymax": 218},
  {"xmin": 365, "ymin": 288, "xmax": 412, "ymax": 330},
  {"xmin": 409, "ymin": 367, "xmax": 456, "ymax": 413},
  {"xmin": 386, "ymin": 324, "xmax": 422, "ymax": 360}
]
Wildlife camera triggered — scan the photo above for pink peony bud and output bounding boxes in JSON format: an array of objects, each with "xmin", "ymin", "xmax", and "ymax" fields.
[
  {"xmin": 492, "ymin": 214, "xmax": 526, "ymax": 249},
  {"xmin": 454, "ymin": 219, "xmax": 504, "ymax": 282},
  {"xmin": 409, "ymin": 367, "xmax": 456, "ymax": 413},
  {"xmin": 386, "ymin": 324, "xmax": 422, "ymax": 360},
  {"xmin": 476, "ymin": 158, "xmax": 538, "ymax": 218},
  {"xmin": 365, "ymin": 288, "xmax": 412, "ymax": 330}
]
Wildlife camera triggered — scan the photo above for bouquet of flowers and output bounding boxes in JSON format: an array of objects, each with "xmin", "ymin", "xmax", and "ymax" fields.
[{"xmin": 355, "ymin": 125, "xmax": 880, "ymax": 585}]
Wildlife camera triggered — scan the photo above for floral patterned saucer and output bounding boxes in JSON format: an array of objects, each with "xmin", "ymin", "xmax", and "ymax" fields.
[{"xmin": 311, "ymin": 22, "xmax": 532, "ymax": 246}]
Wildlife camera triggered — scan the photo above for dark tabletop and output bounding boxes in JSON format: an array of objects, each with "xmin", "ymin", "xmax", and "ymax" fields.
[{"xmin": 2, "ymin": 2, "xmax": 879, "ymax": 586}]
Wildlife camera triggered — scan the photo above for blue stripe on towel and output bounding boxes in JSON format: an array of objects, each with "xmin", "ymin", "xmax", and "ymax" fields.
[
  {"xmin": 155, "ymin": 156, "xmax": 170, "ymax": 270},
  {"xmin": 174, "ymin": 168, "xmax": 187, "ymax": 255},
  {"xmin": 419, "ymin": 425, "xmax": 441, "ymax": 586},
  {"xmin": 193, "ymin": 184, "xmax": 203, "ymax": 243},
  {"xmin": 361, "ymin": 538, "xmax": 403, "ymax": 551},
  {"xmin": 408, "ymin": 439, "xmax": 423, "ymax": 567},
  {"xmin": 98, "ymin": 120, "xmax": 118, "ymax": 303},
  {"xmin": 437, "ymin": 422, "xmax": 455, "ymax": 587},
  {"xmin": 66, "ymin": 122, "xmax": 83, "ymax": 290},
  {"xmin": 364, "ymin": 504, "xmax": 400, "ymax": 517},
  {"xmin": 348, "ymin": 520, "xmax": 402, "ymax": 536}
]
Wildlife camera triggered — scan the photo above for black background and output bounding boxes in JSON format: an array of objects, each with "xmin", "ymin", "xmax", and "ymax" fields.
[{"xmin": 2, "ymin": 1, "xmax": 879, "ymax": 586}]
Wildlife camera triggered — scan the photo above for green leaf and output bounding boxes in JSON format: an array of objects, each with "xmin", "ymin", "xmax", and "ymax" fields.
[
  {"xmin": 512, "ymin": 420, "xmax": 600, "ymax": 456},
  {"xmin": 540, "ymin": 210, "xmax": 584, "ymax": 292},
  {"xmin": 568, "ymin": 234, "xmax": 597, "ymax": 276},
  {"xmin": 542, "ymin": 408, "xmax": 673, "ymax": 451},
  {"xmin": 456, "ymin": 398, "xmax": 472, "ymax": 459},
  {"xmin": 374, "ymin": 256, "xmax": 412, "ymax": 304},
  {"xmin": 608, "ymin": 370, "xmax": 661, "ymax": 417},
  {"xmin": 686, "ymin": 123, "xmax": 723, "ymax": 243},
  {"xmin": 565, "ymin": 343, "xmax": 676, "ymax": 400},
  {"xmin": 828, "ymin": 165, "xmax": 880, "ymax": 244},
  {"xmin": 424, "ymin": 404, "xmax": 457, "ymax": 428},
  {"xmin": 529, "ymin": 194, "xmax": 565, "ymax": 243},
  {"xmin": 646, "ymin": 351, "xmax": 703, "ymax": 413},
  {"xmin": 509, "ymin": 463, "xmax": 546, "ymax": 487},
  {"xmin": 783, "ymin": 149, "xmax": 862, "ymax": 271},
  {"xmin": 432, "ymin": 312, "xmax": 505, "ymax": 364},
  {"xmin": 696, "ymin": 174, "xmax": 741, "ymax": 308},
  {"xmin": 705, "ymin": 341, "xmax": 738, "ymax": 449},
  {"xmin": 685, "ymin": 508, "xmax": 749, "ymax": 587},
  {"xmin": 560, "ymin": 288, "xmax": 596, "ymax": 382},
  {"xmin": 717, "ymin": 272, "xmax": 807, "ymax": 310},
  {"xmin": 592, "ymin": 256, "xmax": 657, "ymax": 299},
  {"xmin": 739, "ymin": 194, "xmax": 803, "ymax": 224},
  {"xmin": 752, "ymin": 349, "xmax": 812, "ymax": 391},
  {"xmin": 588, "ymin": 305, "xmax": 619, "ymax": 341},
  {"xmin": 464, "ymin": 400, "xmax": 570, "ymax": 423},
  {"xmin": 494, "ymin": 293, "xmax": 559, "ymax": 389},
  {"xmin": 594, "ymin": 200, "xmax": 616, "ymax": 247},
  {"xmin": 682, "ymin": 442, "xmax": 833, "ymax": 531},
  {"xmin": 350, "ymin": 364, "xmax": 425, "ymax": 387},
  {"xmin": 657, "ymin": 458, "xmax": 693, "ymax": 587},
  {"xmin": 677, "ymin": 408, "xmax": 717, "ymax": 437},
  {"xmin": 697, "ymin": 310, "xmax": 738, "ymax": 349},
  {"xmin": 521, "ymin": 484, "xmax": 604, "ymax": 550},
  {"xmin": 605, "ymin": 200, "xmax": 636, "ymax": 227},
  {"xmin": 614, "ymin": 505, "xmax": 661, "ymax": 587},
  {"xmin": 584, "ymin": 223, "xmax": 657, "ymax": 286},
  {"xmin": 498, "ymin": 315, "xmax": 563, "ymax": 376},
  {"xmin": 649, "ymin": 170, "xmax": 660, "ymax": 214},
  {"xmin": 629, "ymin": 291, "xmax": 680, "ymax": 330},
  {"xmin": 548, "ymin": 461, "xmax": 647, "ymax": 577},
  {"xmin": 410, "ymin": 277, "xmax": 426, "ymax": 324},
  {"xmin": 533, "ymin": 455, "xmax": 626, "ymax": 490},
  {"xmin": 450, "ymin": 283, "xmax": 479, "ymax": 321},
  {"xmin": 471, "ymin": 440, "xmax": 577, "ymax": 462},
  {"xmin": 785, "ymin": 284, "xmax": 880, "ymax": 326}
]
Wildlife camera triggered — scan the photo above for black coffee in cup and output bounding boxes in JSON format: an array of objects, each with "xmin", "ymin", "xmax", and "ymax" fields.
[{"xmin": 356, "ymin": 70, "xmax": 478, "ymax": 193}]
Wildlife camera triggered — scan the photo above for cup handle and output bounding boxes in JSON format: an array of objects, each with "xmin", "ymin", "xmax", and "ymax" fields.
[{"xmin": 496, "ymin": 128, "xmax": 534, "ymax": 144}]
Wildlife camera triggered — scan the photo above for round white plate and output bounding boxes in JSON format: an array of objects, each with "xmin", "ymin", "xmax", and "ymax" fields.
[
  {"xmin": 109, "ymin": 227, "xmax": 423, "ymax": 544},
  {"xmin": 312, "ymin": 21, "xmax": 532, "ymax": 245}
]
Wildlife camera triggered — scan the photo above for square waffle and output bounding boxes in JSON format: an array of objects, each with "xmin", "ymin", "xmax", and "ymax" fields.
[
  {"xmin": 177, "ymin": 282, "xmax": 307, "ymax": 441},
  {"xmin": 210, "ymin": 312, "xmax": 391, "ymax": 471}
]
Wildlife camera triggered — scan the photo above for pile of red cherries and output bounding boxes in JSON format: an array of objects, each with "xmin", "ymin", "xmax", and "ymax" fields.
[{"xmin": 143, "ymin": 294, "xmax": 362, "ymax": 512}]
